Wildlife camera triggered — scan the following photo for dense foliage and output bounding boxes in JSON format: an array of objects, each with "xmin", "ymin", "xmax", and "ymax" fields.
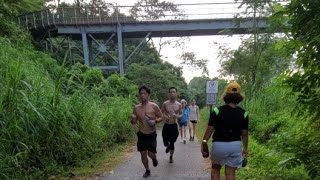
[
  {"xmin": 0, "ymin": 38, "xmax": 137, "ymax": 179},
  {"xmin": 1, "ymin": 0, "xmax": 319, "ymax": 179},
  {"xmin": 195, "ymin": 0, "xmax": 320, "ymax": 179}
]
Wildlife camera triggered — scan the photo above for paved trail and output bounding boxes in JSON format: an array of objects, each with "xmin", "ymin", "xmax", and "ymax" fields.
[{"xmin": 102, "ymin": 130, "xmax": 210, "ymax": 180}]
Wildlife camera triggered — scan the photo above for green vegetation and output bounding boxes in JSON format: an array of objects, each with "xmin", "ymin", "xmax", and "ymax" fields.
[
  {"xmin": 1, "ymin": 0, "xmax": 320, "ymax": 179},
  {"xmin": 195, "ymin": 1, "xmax": 320, "ymax": 179},
  {"xmin": 0, "ymin": 38, "xmax": 137, "ymax": 179}
]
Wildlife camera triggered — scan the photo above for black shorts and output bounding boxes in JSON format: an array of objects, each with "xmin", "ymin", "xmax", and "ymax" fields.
[
  {"xmin": 162, "ymin": 123, "xmax": 179, "ymax": 145},
  {"xmin": 137, "ymin": 131, "xmax": 157, "ymax": 153},
  {"xmin": 191, "ymin": 120, "xmax": 198, "ymax": 124},
  {"xmin": 178, "ymin": 122, "xmax": 188, "ymax": 127}
]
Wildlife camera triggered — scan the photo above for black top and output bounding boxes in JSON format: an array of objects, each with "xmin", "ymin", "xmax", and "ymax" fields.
[{"xmin": 208, "ymin": 105, "xmax": 249, "ymax": 142}]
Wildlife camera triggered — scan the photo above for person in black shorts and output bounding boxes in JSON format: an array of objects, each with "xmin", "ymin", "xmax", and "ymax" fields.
[
  {"xmin": 161, "ymin": 87, "xmax": 183, "ymax": 163},
  {"xmin": 188, "ymin": 99, "xmax": 200, "ymax": 141},
  {"xmin": 131, "ymin": 85, "xmax": 163, "ymax": 178}
]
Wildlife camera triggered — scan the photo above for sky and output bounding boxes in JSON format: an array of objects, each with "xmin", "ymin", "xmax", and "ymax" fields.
[{"xmin": 59, "ymin": 0, "xmax": 248, "ymax": 83}]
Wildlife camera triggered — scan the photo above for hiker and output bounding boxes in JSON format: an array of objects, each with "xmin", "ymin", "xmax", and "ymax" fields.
[
  {"xmin": 179, "ymin": 99, "xmax": 189, "ymax": 144},
  {"xmin": 188, "ymin": 99, "xmax": 200, "ymax": 141},
  {"xmin": 131, "ymin": 85, "xmax": 163, "ymax": 178},
  {"xmin": 201, "ymin": 81, "xmax": 249, "ymax": 180},
  {"xmin": 161, "ymin": 87, "xmax": 183, "ymax": 163}
]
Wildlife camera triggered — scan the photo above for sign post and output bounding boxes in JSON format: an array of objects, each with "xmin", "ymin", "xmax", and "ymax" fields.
[{"xmin": 206, "ymin": 80, "xmax": 218, "ymax": 113}]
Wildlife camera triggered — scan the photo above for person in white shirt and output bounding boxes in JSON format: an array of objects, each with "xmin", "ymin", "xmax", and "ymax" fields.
[{"xmin": 188, "ymin": 99, "xmax": 200, "ymax": 141}]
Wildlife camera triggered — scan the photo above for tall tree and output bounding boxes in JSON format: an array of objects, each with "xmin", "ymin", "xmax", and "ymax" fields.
[
  {"xmin": 229, "ymin": 0, "xmax": 280, "ymax": 96},
  {"xmin": 130, "ymin": 0, "xmax": 182, "ymax": 20},
  {"xmin": 126, "ymin": 63, "xmax": 187, "ymax": 104},
  {"xmin": 218, "ymin": 36, "xmax": 293, "ymax": 94},
  {"xmin": 286, "ymin": 0, "xmax": 320, "ymax": 120},
  {"xmin": 286, "ymin": 4, "xmax": 320, "ymax": 177},
  {"xmin": 179, "ymin": 52, "xmax": 209, "ymax": 77}
]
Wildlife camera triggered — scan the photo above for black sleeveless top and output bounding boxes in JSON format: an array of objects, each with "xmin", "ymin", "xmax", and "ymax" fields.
[{"xmin": 208, "ymin": 105, "xmax": 249, "ymax": 142}]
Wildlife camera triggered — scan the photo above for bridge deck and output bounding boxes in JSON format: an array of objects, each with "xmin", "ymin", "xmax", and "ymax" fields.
[{"xmin": 19, "ymin": 3, "xmax": 271, "ymax": 39}]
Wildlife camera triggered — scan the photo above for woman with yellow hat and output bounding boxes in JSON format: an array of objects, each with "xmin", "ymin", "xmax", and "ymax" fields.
[{"xmin": 201, "ymin": 81, "xmax": 249, "ymax": 180}]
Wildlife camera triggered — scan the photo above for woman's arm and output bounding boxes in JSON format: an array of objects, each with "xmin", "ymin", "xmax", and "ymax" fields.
[{"xmin": 241, "ymin": 129, "xmax": 248, "ymax": 158}]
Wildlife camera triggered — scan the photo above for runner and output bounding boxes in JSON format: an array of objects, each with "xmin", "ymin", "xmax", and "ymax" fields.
[
  {"xmin": 161, "ymin": 87, "xmax": 183, "ymax": 163},
  {"xmin": 180, "ymin": 99, "xmax": 189, "ymax": 144},
  {"xmin": 188, "ymin": 99, "xmax": 200, "ymax": 141},
  {"xmin": 131, "ymin": 85, "xmax": 163, "ymax": 178}
]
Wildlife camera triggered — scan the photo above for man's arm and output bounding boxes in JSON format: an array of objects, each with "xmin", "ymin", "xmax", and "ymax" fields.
[
  {"xmin": 131, "ymin": 108, "xmax": 138, "ymax": 124},
  {"xmin": 197, "ymin": 106, "xmax": 200, "ymax": 121},
  {"xmin": 161, "ymin": 102, "xmax": 169, "ymax": 122},
  {"xmin": 154, "ymin": 104, "xmax": 163, "ymax": 123},
  {"xmin": 241, "ymin": 129, "xmax": 248, "ymax": 158},
  {"xmin": 177, "ymin": 104, "xmax": 183, "ymax": 119}
]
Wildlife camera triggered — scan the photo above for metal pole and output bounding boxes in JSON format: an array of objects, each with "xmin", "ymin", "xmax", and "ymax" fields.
[
  {"xmin": 125, "ymin": 32, "xmax": 151, "ymax": 63},
  {"xmin": 116, "ymin": 4, "xmax": 119, "ymax": 23},
  {"xmin": 18, "ymin": 17, "xmax": 21, "ymax": 28},
  {"xmin": 41, "ymin": 11, "xmax": 44, "ymax": 28},
  {"xmin": 88, "ymin": 38, "xmax": 93, "ymax": 65},
  {"xmin": 62, "ymin": 8, "xmax": 65, "ymax": 24},
  {"xmin": 68, "ymin": 36, "xmax": 72, "ymax": 64},
  {"xmin": 33, "ymin": 14, "xmax": 37, "ymax": 29},
  {"xmin": 117, "ymin": 23, "xmax": 124, "ymax": 75},
  {"xmin": 81, "ymin": 32, "xmax": 90, "ymax": 66},
  {"xmin": 25, "ymin": 15, "xmax": 29, "ymax": 30},
  {"xmin": 99, "ymin": 7, "xmax": 102, "ymax": 24},
  {"xmin": 48, "ymin": 30, "xmax": 53, "ymax": 54},
  {"xmin": 46, "ymin": 10, "xmax": 50, "ymax": 26},
  {"xmin": 74, "ymin": 7, "xmax": 77, "ymax": 25}
]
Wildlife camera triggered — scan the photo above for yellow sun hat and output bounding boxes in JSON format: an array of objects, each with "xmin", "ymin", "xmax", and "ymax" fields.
[{"xmin": 225, "ymin": 81, "xmax": 241, "ymax": 94}]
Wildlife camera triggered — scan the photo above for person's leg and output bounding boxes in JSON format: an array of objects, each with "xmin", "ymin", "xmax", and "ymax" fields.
[
  {"xmin": 140, "ymin": 151, "xmax": 151, "ymax": 177},
  {"xmin": 192, "ymin": 122, "xmax": 197, "ymax": 140},
  {"xmin": 192, "ymin": 121, "xmax": 197, "ymax": 141},
  {"xmin": 169, "ymin": 139, "xmax": 176, "ymax": 163},
  {"xmin": 211, "ymin": 164, "xmax": 221, "ymax": 180},
  {"xmin": 182, "ymin": 125, "xmax": 186, "ymax": 143},
  {"xmin": 162, "ymin": 124, "xmax": 170, "ymax": 152},
  {"xmin": 179, "ymin": 125, "xmax": 183, "ymax": 142},
  {"xmin": 148, "ymin": 151, "xmax": 158, "ymax": 167},
  {"xmin": 141, "ymin": 151, "xmax": 149, "ymax": 169},
  {"xmin": 188, "ymin": 121, "xmax": 193, "ymax": 141},
  {"xmin": 225, "ymin": 165, "xmax": 237, "ymax": 180}
]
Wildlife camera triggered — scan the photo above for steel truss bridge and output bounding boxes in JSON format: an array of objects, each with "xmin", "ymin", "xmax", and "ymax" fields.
[{"xmin": 18, "ymin": 1, "xmax": 285, "ymax": 74}]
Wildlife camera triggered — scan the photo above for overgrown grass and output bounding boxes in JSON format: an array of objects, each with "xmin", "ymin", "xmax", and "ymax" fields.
[
  {"xmin": 0, "ymin": 37, "xmax": 137, "ymax": 179},
  {"xmin": 64, "ymin": 141, "xmax": 136, "ymax": 179}
]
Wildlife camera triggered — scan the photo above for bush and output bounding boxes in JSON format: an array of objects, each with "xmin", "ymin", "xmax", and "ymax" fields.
[{"xmin": 0, "ymin": 37, "xmax": 137, "ymax": 179}]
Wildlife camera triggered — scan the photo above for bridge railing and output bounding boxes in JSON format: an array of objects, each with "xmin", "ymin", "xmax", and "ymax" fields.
[{"xmin": 17, "ymin": 2, "xmax": 287, "ymax": 30}]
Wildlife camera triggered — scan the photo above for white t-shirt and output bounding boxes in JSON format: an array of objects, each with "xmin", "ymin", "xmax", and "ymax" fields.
[{"xmin": 189, "ymin": 105, "xmax": 199, "ymax": 121}]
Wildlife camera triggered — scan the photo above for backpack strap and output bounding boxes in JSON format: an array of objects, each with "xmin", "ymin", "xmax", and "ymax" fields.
[
  {"xmin": 214, "ymin": 107, "xmax": 248, "ymax": 119},
  {"xmin": 244, "ymin": 111, "xmax": 248, "ymax": 119},
  {"xmin": 213, "ymin": 107, "xmax": 220, "ymax": 116}
]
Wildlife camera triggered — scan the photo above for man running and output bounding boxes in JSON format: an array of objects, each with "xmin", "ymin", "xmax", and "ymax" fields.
[
  {"xmin": 161, "ymin": 87, "xmax": 183, "ymax": 163},
  {"xmin": 131, "ymin": 85, "xmax": 163, "ymax": 178}
]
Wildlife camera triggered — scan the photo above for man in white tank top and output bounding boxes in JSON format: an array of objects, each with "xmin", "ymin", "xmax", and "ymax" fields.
[{"xmin": 188, "ymin": 99, "xmax": 200, "ymax": 141}]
